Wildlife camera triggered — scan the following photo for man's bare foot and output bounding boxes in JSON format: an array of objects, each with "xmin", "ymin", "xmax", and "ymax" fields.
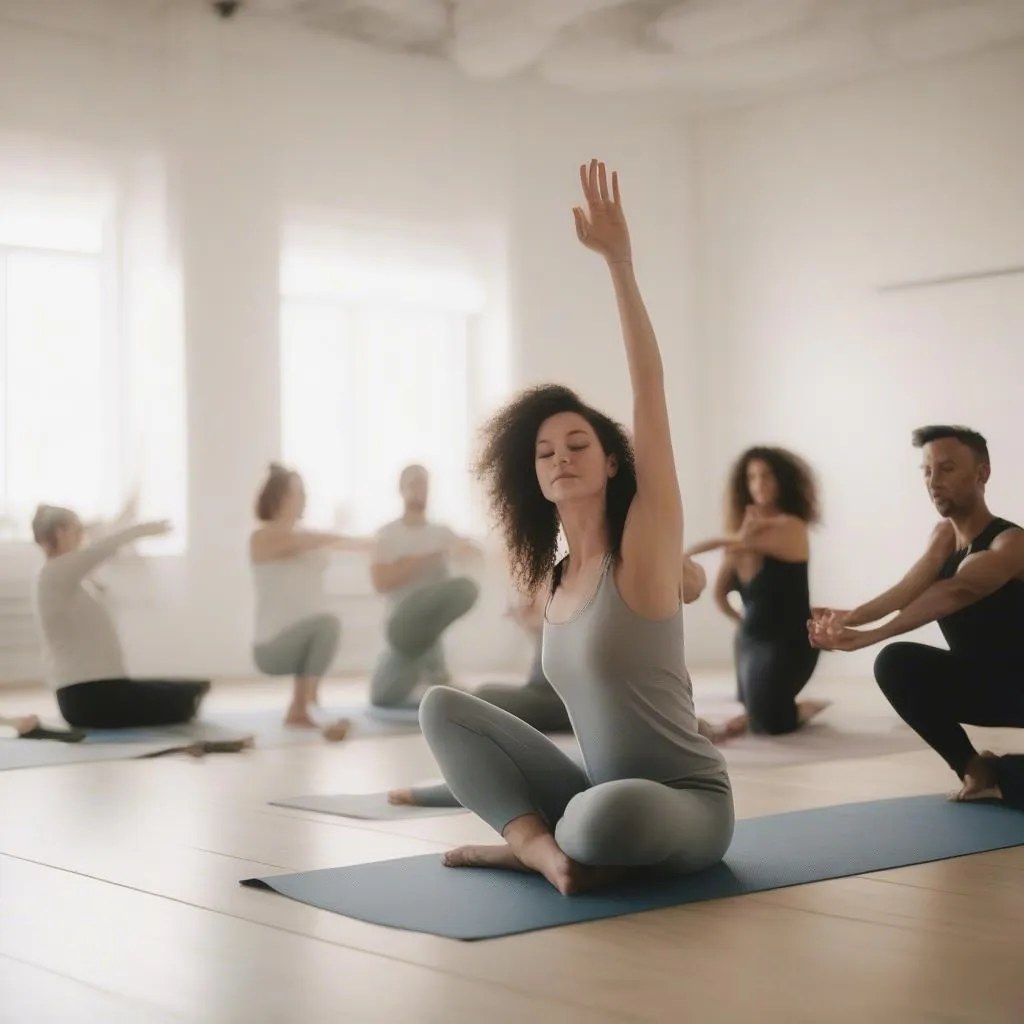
[
  {"xmin": 387, "ymin": 788, "xmax": 415, "ymax": 805},
  {"xmin": 951, "ymin": 751, "xmax": 1003, "ymax": 802},
  {"xmin": 320, "ymin": 718, "xmax": 350, "ymax": 743},
  {"xmin": 797, "ymin": 699, "xmax": 831, "ymax": 725}
]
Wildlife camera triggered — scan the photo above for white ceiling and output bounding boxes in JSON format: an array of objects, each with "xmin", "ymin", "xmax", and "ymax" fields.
[{"xmin": 4, "ymin": 0, "xmax": 1024, "ymax": 109}]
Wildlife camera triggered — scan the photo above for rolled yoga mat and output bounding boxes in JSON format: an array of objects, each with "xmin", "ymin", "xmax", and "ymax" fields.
[
  {"xmin": 240, "ymin": 794, "xmax": 1024, "ymax": 940},
  {"xmin": 270, "ymin": 792, "xmax": 466, "ymax": 820}
]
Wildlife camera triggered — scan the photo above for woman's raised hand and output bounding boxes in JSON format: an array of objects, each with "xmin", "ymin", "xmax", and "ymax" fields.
[{"xmin": 573, "ymin": 159, "xmax": 631, "ymax": 265}]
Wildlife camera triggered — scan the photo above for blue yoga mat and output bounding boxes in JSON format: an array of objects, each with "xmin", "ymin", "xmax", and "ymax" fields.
[{"xmin": 240, "ymin": 794, "xmax": 1024, "ymax": 940}]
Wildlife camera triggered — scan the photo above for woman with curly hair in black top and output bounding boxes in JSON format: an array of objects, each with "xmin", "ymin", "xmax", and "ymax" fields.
[{"xmin": 687, "ymin": 446, "xmax": 827, "ymax": 738}]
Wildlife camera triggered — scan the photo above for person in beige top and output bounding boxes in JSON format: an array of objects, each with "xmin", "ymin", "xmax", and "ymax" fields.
[
  {"xmin": 250, "ymin": 463, "xmax": 371, "ymax": 739},
  {"xmin": 31, "ymin": 506, "xmax": 210, "ymax": 730}
]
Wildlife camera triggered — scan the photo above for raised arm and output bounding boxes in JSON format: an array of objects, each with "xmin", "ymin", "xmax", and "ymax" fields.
[
  {"xmin": 47, "ymin": 522, "xmax": 170, "ymax": 591},
  {"xmin": 574, "ymin": 160, "xmax": 682, "ymax": 597}
]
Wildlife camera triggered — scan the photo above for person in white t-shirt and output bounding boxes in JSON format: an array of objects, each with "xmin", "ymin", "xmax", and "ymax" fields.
[{"xmin": 369, "ymin": 464, "xmax": 480, "ymax": 706}]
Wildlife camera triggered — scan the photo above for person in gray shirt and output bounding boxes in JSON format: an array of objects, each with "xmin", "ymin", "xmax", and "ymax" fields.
[
  {"xmin": 368, "ymin": 464, "xmax": 480, "ymax": 707},
  {"xmin": 414, "ymin": 160, "xmax": 734, "ymax": 895}
]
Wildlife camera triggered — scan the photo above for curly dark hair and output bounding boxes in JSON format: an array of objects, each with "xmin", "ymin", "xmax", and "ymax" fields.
[
  {"xmin": 725, "ymin": 446, "xmax": 820, "ymax": 532},
  {"xmin": 475, "ymin": 384, "xmax": 636, "ymax": 595}
]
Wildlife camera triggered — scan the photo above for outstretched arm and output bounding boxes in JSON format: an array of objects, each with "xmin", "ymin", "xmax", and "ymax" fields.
[
  {"xmin": 814, "ymin": 521, "xmax": 956, "ymax": 631},
  {"xmin": 573, "ymin": 160, "xmax": 682, "ymax": 596},
  {"xmin": 251, "ymin": 529, "xmax": 370, "ymax": 563},
  {"xmin": 817, "ymin": 528, "xmax": 1024, "ymax": 651},
  {"xmin": 686, "ymin": 511, "xmax": 807, "ymax": 563},
  {"xmin": 47, "ymin": 522, "xmax": 171, "ymax": 591}
]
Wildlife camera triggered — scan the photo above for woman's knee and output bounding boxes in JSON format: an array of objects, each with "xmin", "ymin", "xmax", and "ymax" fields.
[
  {"xmin": 418, "ymin": 684, "xmax": 475, "ymax": 739},
  {"xmin": 312, "ymin": 613, "xmax": 342, "ymax": 646},
  {"xmin": 555, "ymin": 781, "xmax": 655, "ymax": 865}
]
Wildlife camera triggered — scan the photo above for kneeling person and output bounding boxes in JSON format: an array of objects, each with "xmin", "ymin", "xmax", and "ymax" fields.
[{"xmin": 369, "ymin": 465, "xmax": 479, "ymax": 707}]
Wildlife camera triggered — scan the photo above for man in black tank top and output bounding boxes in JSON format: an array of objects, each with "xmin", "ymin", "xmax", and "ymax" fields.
[{"xmin": 809, "ymin": 426, "xmax": 1024, "ymax": 809}]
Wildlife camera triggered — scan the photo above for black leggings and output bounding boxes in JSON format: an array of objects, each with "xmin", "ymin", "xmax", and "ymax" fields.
[
  {"xmin": 874, "ymin": 642, "xmax": 1024, "ymax": 808},
  {"xmin": 57, "ymin": 678, "xmax": 211, "ymax": 730},
  {"xmin": 736, "ymin": 631, "xmax": 820, "ymax": 735}
]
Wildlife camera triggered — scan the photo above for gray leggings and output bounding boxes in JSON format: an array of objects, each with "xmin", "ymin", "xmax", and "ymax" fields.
[
  {"xmin": 419, "ymin": 686, "xmax": 735, "ymax": 874},
  {"xmin": 406, "ymin": 640, "xmax": 571, "ymax": 808},
  {"xmin": 253, "ymin": 614, "xmax": 341, "ymax": 678},
  {"xmin": 370, "ymin": 577, "xmax": 478, "ymax": 707}
]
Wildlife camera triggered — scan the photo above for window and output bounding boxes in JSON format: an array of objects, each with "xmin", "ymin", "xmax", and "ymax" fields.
[
  {"xmin": 280, "ymin": 226, "xmax": 490, "ymax": 536},
  {"xmin": 0, "ymin": 149, "xmax": 186, "ymax": 554},
  {"xmin": 0, "ymin": 247, "xmax": 113, "ymax": 529},
  {"xmin": 281, "ymin": 297, "xmax": 475, "ymax": 535}
]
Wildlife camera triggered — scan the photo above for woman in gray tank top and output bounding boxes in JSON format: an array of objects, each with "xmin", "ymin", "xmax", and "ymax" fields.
[{"xmin": 416, "ymin": 160, "xmax": 734, "ymax": 895}]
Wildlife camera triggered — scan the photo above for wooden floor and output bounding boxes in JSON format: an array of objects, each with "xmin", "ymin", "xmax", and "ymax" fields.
[{"xmin": 2, "ymin": 670, "xmax": 1023, "ymax": 1023}]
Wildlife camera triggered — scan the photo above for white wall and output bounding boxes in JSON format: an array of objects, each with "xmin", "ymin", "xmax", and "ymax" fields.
[
  {"xmin": 0, "ymin": 8, "xmax": 704, "ymax": 679},
  {"xmin": 690, "ymin": 42, "xmax": 1024, "ymax": 677}
]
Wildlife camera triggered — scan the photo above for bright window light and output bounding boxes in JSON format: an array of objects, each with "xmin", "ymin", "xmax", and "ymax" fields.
[{"xmin": 0, "ymin": 160, "xmax": 187, "ymax": 555}]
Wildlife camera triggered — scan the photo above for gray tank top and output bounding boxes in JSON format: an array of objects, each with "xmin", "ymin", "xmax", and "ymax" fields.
[{"xmin": 542, "ymin": 555, "xmax": 730, "ymax": 795}]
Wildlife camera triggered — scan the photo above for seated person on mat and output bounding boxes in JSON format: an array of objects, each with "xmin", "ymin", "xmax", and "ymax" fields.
[
  {"xmin": 251, "ymin": 463, "xmax": 371, "ymax": 739},
  {"xmin": 368, "ymin": 464, "xmax": 480, "ymax": 708},
  {"xmin": 810, "ymin": 425, "xmax": 1024, "ymax": 809},
  {"xmin": 686, "ymin": 447, "xmax": 828, "ymax": 739},
  {"xmin": 410, "ymin": 160, "xmax": 734, "ymax": 895},
  {"xmin": 30, "ymin": 505, "xmax": 210, "ymax": 730},
  {"xmin": 390, "ymin": 552, "xmax": 711, "ymax": 808}
]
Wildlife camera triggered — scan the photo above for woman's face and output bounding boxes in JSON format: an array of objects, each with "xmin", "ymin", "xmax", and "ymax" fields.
[
  {"xmin": 535, "ymin": 412, "xmax": 617, "ymax": 505},
  {"xmin": 54, "ymin": 515, "xmax": 84, "ymax": 555},
  {"xmin": 279, "ymin": 474, "xmax": 306, "ymax": 521},
  {"xmin": 746, "ymin": 458, "xmax": 779, "ymax": 508}
]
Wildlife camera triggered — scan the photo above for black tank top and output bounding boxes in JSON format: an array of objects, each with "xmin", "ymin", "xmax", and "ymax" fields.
[
  {"xmin": 732, "ymin": 558, "xmax": 812, "ymax": 641},
  {"xmin": 938, "ymin": 517, "xmax": 1024, "ymax": 665}
]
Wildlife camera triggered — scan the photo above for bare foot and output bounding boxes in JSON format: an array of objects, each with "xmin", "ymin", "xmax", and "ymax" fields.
[
  {"xmin": 797, "ymin": 699, "xmax": 831, "ymax": 725},
  {"xmin": 443, "ymin": 843, "xmax": 530, "ymax": 872},
  {"xmin": 13, "ymin": 715, "xmax": 40, "ymax": 736},
  {"xmin": 320, "ymin": 719, "xmax": 350, "ymax": 743},
  {"xmin": 699, "ymin": 714, "xmax": 748, "ymax": 744},
  {"xmin": 442, "ymin": 840, "xmax": 620, "ymax": 894},
  {"xmin": 387, "ymin": 788, "xmax": 415, "ymax": 806},
  {"xmin": 951, "ymin": 751, "xmax": 1003, "ymax": 802},
  {"xmin": 284, "ymin": 709, "xmax": 319, "ymax": 729}
]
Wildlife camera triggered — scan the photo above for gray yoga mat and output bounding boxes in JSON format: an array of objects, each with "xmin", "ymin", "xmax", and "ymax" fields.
[
  {"xmin": 0, "ymin": 736, "xmax": 192, "ymax": 771},
  {"xmin": 203, "ymin": 705, "xmax": 421, "ymax": 745},
  {"xmin": 270, "ymin": 792, "xmax": 466, "ymax": 820},
  {"xmin": 240, "ymin": 794, "xmax": 1024, "ymax": 940}
]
